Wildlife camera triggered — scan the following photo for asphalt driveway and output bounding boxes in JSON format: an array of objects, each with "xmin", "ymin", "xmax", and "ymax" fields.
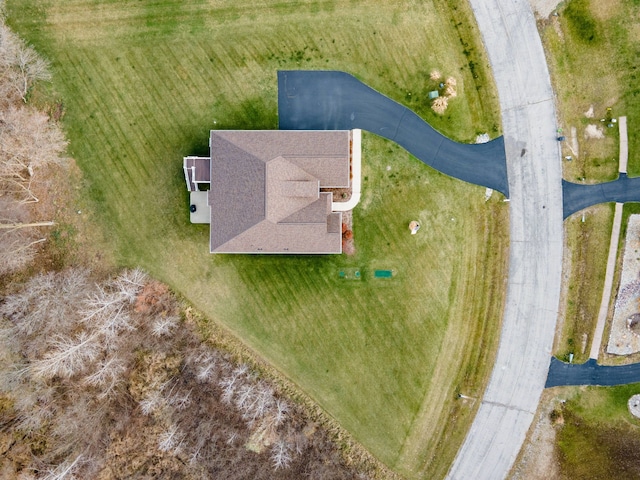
[
  {"xmin": 563, "ymin": 174, "xmax": 640, "ymax": 218},
  {"xmin": 546, "ymin": 357, "xmax": 640, "ymax": 387},
  {"xmin": 278, "ymin": 70, "xmax": 509, "ymax": 197}
]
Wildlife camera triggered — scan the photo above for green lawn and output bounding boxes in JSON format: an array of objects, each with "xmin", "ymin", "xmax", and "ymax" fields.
[
  {"xmin": 540, "ymin": 0, "xmax": 640, "ymax": 181},
  {"xmin": 7, "ymin": 1, "xmax": 507, "ymax": 477},
  {"xmin": 556, "ymin": 204, "xmax": 614, "ymax": 363}
]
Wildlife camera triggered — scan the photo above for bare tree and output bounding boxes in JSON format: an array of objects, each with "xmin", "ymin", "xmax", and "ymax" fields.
[
  {"xmin": 0, "ymin": 106, "xmax": 66, "ymax": 203},
  {"xmin": 0, "ymin": 23, "xmax": 51, "ymax": 102},
  {"xmin": 82, "ymin": 288, "xmax": 135, "ymax": 342},
  {"xmin": 15, "ymin": 44, "xmax": 51, "ymax": 102},
  {"xmin": 235, "ymin": 383, "xmax": 256, "ymax": 411},
  {"xmin": 0, "ymin": 24, "xmax": 26, "ymax": 106},
  {"xmin": 0, "ymin": 104, "xmax": 65, "ymax": 273},
  {"xmin": 31, "ymin": 331, "xmax": 100, "ymax": 380},
  {"xmin": 219, "ymin": 365, "xmax": 248, "ymax": 404},
  {"xmin": 242, "ymin": 382, "xmax": 275, "ymax": 426},
  {"xmin": 0, "ymin": 20, "xmax": 65, "ymax": 275},
  {"xmin": 11, "ymin": 381, "xmax": 56, "ymax": 435},
  {"xmin": 151, "ymin": 315, "xmax": 179, "ymax": 337},
  {"xmin": 42, "ymin": 453, "xmax": 84, "ymax": 480},
  {"xmin": 80, "ymin": 269, "xmax": 146, "ymax": 344},
  {"xmin": 0, "ymin": 198, "xmax": 51, "ymax": 275},
  {"xmin": 0, "ymin": 231, "xmax": 49, "ymax": 273},
  {"xmin": 82, "ymin": 355, "xmax": 126, "ymax": 398},
  {"xmin": 195, "ymin": 357, "xmax": 217, "ymax": 383},
  {"xmin": 158, "ymin": 424, "xmax": 184, "ymax": 454},
  {"xmin": 271, "ymin": 440, "xmax": 292, "ymax": 470},
  {"xmin": 113, "ymin": 267, "xmax": 147, "ymax": 297},
  {"xmin": 274, "ymin": 399, "xmax": 289, "ymax": 427},
  {"xmin": 226, "ymin": 431, "xmax": 239, "ymax": 446},
  {"xmin": 166, "ymin": 387, "xmax": 192, "ymax": 411},
  {"xmin": 0, "ymin": 269, "xmax": 89, "ymax": 342},
  {"xmin": 139, "ymin": 389, "xmax": 164, "ymax": 416},
  {"xmin": 431, "ymin": 96, "xmax": 449, "ymax": 114}
]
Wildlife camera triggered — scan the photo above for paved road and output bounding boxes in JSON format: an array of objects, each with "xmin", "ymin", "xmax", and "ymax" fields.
[
  {"xmin": 563, "ymin": 175, "xmax": 640, "ymax": 218},
  {"xmin": 446, "ymin": 0, "xmax": 563, "ymax": 479},
  {"xmin": 278, "ymin": 70, "xmax": 509, "ymax": 196},
  {"xmin": 546, "ymin": 357, "xmax": 640, "ymax": 387}
]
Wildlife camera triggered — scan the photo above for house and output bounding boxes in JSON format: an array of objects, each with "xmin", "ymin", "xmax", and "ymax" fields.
[{"xmin": 183, "ymin": 130, "xmax": 359, "ymax": 254}]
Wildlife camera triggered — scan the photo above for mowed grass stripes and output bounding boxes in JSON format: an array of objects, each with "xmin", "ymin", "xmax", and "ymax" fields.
[{"xmin": 8, "ymin": 0, "xmax": 507, "ymax": 477}]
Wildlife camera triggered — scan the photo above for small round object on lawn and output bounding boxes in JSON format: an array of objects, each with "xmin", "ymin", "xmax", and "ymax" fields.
[{"xmin": 628, "ymin": 394, "xmax": 640, "ymax": 419}]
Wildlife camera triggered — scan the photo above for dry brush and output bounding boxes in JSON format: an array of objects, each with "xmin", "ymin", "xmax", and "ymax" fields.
[
  {"xmin": 0, "ymin": 17, "xmax": 66, "ymax": 276},
  {"xmin": 0, "ymin": 269, "xmax": 367, "ymax": 479}
]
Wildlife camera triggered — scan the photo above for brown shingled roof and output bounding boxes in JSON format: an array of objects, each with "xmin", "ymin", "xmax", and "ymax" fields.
[
  {"xmin": 206, "ymin": 130, "xmax": 350, "ymax": 254},
  {"xmin": 209, "ymin": 135, "xmax": 265, "ymax": 251}
]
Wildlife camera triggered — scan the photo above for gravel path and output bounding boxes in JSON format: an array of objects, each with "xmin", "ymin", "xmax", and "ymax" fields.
[{"xmin": 606, "ymin": 214, "xmax": 640, "ymax": 355}]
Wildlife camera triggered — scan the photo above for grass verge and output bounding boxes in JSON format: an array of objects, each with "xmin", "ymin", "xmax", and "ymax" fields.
[
  {"xmin": 555, "ymin": 204, "xmax": 614, "ymax": 363},
  {"xmin": 556, "ymin": 203, "xmax": 640, "ymax": 364},
  {"xmin": 7, "ymin": 1, "xmax": 507, "ymax": 477},
  {"xmin": 544, "ymin": 0, "xmax": 640, "ymax": 363},
  {"xmin": 539, "ymin": 0, "xmax": 640, "ymax": 181}
]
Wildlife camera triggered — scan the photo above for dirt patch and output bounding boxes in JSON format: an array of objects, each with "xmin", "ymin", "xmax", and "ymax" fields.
[
  {"xmin": 551, "ymin": 14, "xmax": 564, "ymax": 40},
  {"xmin": 509, "ymin": 390, "xmax": 561, "ymax": 480},
  {"xmin": 529, "ymin": 0, "xmax": 562, "ymax": 18},
  {"xmin": 591, "ymin": 0, "xmax": 622, "ymax": 21},
  {"xmin": 628, "ymin": 314, "xmax": 640, "ymax": 335},
  {"xmin": 341, "ymin": 210, "xmax": 355, "ymax": 255},
  {"xmin": 26, "ymin": 158, "xmax": 115, "ymax": 276},
  {"xmin": 632, "ymin": 22, "xmax": 640, "ymax": 42},
  {"xmin": 584, "ymin": 124, "xmax": 605, "ymax": 139},
  {"xmin": 324, "ymin": 187, "xmax": 351, "ymax": 202},
  {"xmin": 570, "ymin": 126, "xmax": 579, "ymax": 157},
  {"xmin": 584, "ymin": 104, "xmax": 594, "ymax": 118}
]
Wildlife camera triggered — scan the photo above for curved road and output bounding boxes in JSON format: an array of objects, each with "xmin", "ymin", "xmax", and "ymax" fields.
[
  {"xmin": 276, "ymin": 3, "xmax": 565, "ymax": 477},
  {"xmin": 446, "ymin": 1, "xmax": 563, "ymax": 479},
  {"xmin": 278, "ymin": 70, "xmax": 509, "ymax": 196}
]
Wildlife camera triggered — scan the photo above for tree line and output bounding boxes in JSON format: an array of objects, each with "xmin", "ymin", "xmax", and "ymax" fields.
[
  {"xmin": 0, "ymin": 18, "xmax": 66, "ymax": 275},
  {"xmin": 0, "ymin": 269, "xmax": 367, "ymax": 479}
]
